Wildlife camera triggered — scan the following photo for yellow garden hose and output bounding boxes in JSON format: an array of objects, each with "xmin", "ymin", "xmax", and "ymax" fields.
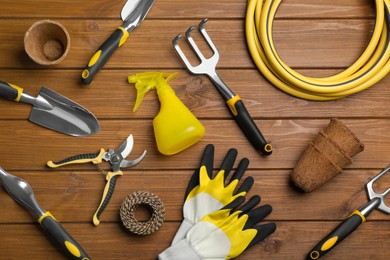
[{"xmin": 245, "ymin": 0, "xmax": 390, "ymax": 100}]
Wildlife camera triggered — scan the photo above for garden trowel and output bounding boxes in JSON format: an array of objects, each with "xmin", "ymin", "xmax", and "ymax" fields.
[
  {"xmin": 0, "ymin": 80, "xmax": 100, "ymax": 136},
  {"xmin": 81, "ymin": 0, "xmax": 155, "ymax": 84}
]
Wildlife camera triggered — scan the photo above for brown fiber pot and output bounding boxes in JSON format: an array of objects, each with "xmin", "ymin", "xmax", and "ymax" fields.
[
  {"xmin": 24, "ymin": 20, "xmax": 70, "ymax": 65},
  {"xmin": 291, "ymin": 143, "xmax": 342, "ymax": 193},
  {"xmin": 323, "ymin": 118, "xmax": 364, "ymax": 157},
  {"xmin": 313, "ymin": 130, "xmax": 353, "ymax": 169}
]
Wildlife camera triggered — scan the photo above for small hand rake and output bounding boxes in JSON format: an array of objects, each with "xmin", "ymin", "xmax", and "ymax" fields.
[
  {"xmin": 308, "ymin": 165, "xmax": 390, "ymax": 259},
  {"xmin": 172, "ymin": 18, "xmax": 272, "ymax": 156}
]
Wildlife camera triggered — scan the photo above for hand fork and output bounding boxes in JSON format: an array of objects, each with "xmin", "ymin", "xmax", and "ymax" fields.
[
  {"xmin": 308, "ymin": 165, "xmax": 390, "ymax": 259},
  {"xmin": 172, "ymin": 18, "xmax": 272, "ymax": 156}
]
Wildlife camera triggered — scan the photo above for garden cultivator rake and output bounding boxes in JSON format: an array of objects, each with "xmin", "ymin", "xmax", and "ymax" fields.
[{"xmin": 172, "ymin": 18, "xmax": 272, "ymax": 156}]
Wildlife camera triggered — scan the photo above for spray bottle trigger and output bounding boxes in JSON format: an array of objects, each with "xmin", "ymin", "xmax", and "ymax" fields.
[
  {"xmin": 133, "ymin": 83, "xmax": 153, "ymax": 112},
  {"xmin": 165, "ymin": 72, "xmax": 179, "ymax": 82},
  {"xmin": 129, "ymin": 72, "xmax": 179, "ymax": 112}
]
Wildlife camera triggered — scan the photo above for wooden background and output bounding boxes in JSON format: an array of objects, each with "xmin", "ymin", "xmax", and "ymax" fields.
[{"xmin": 0, "ymin": 0, "xmax": 389, "ymax": 259}]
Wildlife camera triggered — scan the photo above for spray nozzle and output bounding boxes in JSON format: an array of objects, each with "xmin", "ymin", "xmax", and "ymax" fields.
[{"xmin": 128, "ymin": 72, "xmax": 179, "ymax": 112}]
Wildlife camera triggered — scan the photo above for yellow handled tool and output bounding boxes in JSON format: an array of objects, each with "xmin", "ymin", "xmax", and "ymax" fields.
[
  {"xmin": 308, "ymin": 165, "xmax": 390, "ymax": 259},
  {"xmin": 47, "ymin": 134, "xmax": 147, "ymax": 226},
  {"xmin": 0, "ymin": 80, "xmax": 100, "ymax": 136},
  {"xmin": 81, "ymin": 0, "xmax": 155, "ymax": 84},
  {"xmin": 172, "ymin": 19, "xmax": 272, "ymax": 156},
  {"xmin": 0, "ymin": 168, "xmax": 91, "ymax": 259}
]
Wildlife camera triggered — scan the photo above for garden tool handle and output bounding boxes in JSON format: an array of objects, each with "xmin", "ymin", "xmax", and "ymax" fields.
[
  {"xmin": 227, "ymin": 97, "xmax": 272, "ymax": 156},
  {"xmin": 81, "ymin": 27, "xmax": 129, "ymax": 85},
  {"xmin": 47, "ymin": 149, "xmax": 105, "ymax": 168},
  {"xmin": 307, "ymin": 198, "xmax": 380, "ymax": 259},
  {"xmin": 0, "ymin": 80, "xmax": 24, "ymax": 102},
  {"xmin": 39, "ymin": 211, "xmax": 91, "ymax": 260},
  {"xmin": 307, "ymin": 212, "xmax": 364, "ymax": 259},
  {"xmin": 92, "ymin": 171, "xmax": 123, "ymax": 226}
]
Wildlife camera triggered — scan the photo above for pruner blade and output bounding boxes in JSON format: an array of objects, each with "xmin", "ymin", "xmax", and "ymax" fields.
[
  {"xmin": 120, "ymin": 150, "xmax": 147, "ymax": 168},
  {"xmin": 102, "ymin": 134, "xmax": 146, "ymax": 172},
  {"xmin": 117, "ymin": 134, "xmax": 135, "ymax": 159}
]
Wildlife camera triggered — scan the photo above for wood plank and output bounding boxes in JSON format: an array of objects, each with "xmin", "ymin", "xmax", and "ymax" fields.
[
  {"xmin": 0, "ymin": 19, "xmax": 376, "ymax": 69},
  {"xmin": 0, "ymin": 221, "xmax": 389, "ymax": 259},
  {"xmin": 0, "ymin": 0, "xmax": 375, "ymax": 19},
  {"xmin": 0, "ymin": 1, "xmax": 388, "ymax": 260},
  {"xmin": 0, "ymin": 69, "xmax": 388, "ymax": 120},
  {"xmin": 0, "ymin": 169, "xmax": 388, "ymax": 223},
  {"xmin": 0, "ymin": 119, "xmax": 387, "ymax": 171}
]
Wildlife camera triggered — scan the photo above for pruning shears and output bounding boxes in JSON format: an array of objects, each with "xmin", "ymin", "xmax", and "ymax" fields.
[{"xmin": 47, "ymin": 134, "xmax": 147, "ymax": 226}]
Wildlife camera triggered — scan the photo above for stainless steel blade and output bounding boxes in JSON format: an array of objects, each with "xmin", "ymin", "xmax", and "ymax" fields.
[
  {"xmin": 0, "ymin": 168, "xmax": 44, "ymax": 218},
  {"xmin": 118, "ymin": 134, "xmax": 134, "ymax": 159},
  {"xmin": 121, "ymin": 0, "xmax": 142, "ymax": 21},
  {"xmin": 120, "ymin": 149, "xmax": 147, "ymax": 168},
  {"xmin": 102, "ymin": 134, "xmax": 146, "ymax": 171},
  {"xmin": 121, "ymin": 0, "xmax": 155, "ymax": 32},
  {"xmin": 28, "ymin": 87, "xmax": 100, "ymax": 136}
]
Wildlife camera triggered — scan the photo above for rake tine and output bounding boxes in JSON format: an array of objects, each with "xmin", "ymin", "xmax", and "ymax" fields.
[
  {"xmin": 172, "ymin": 34, "xmax": 196, "ymax": 72},
  {"xmin": 198, "ymin": 18, "xmax": 219, "ymax": 57},
  {"xmin": 185, "ymin": 26, "xmax": 206, "ymax": 62},
  {"xmin": 383, "ymin": 187, "xmax": 390, "ymax": 197},
  {"xmin": 366, "ymin": 165, "xmax": 390, "ymax": 214},
  {"xmin": 171, "ymin": 19, "xmax": 272, "ymax": 156}
]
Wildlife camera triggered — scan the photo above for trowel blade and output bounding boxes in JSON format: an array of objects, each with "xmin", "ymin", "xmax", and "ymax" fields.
[
  {"xmin": 120, "ymin": 0, "xmax": 154, "ymax": 32},
  {"xmin": 121, "ymin": 0, "xmax": 143, "ymax": 21},
  {"xmin": 29, "ymin": 87, "xmax": 100, "ymax": 136}
]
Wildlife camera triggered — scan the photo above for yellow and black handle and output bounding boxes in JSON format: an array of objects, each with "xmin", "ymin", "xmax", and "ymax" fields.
[
  {"xmin": 92, "ymin": 171, "xmax": 123, "ymax": 226},
  {"xmin": 0, "ymin": 80, "xmax": 23, "ymax": 102},
  {"xmin": 38, "ymin": 211, "xmax": 91, "ymax": 260},
  {"xmin": 227, "ymin": 96, "xmax": 272, "ymax": 156},
  {"xmin": 47, "ymin": 149, "xmax": 105, "ymax": 168},
  {"xmin": 81, "ymin": 27, "xmax": 129, "ymax": 85},
  {"xmin": 307, "ymin": 210, "xmax": 366, "ymax": 259}
]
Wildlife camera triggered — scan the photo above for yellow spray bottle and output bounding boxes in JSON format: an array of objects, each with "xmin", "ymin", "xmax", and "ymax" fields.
[{"xmin": 128, "ymin": 72, "xmax": 205, "ymax": 155}]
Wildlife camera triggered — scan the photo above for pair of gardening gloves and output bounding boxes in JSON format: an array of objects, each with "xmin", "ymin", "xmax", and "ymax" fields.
[{"xmin": 158, "ymin": 144, "xmax": 276, "ymax": 260}]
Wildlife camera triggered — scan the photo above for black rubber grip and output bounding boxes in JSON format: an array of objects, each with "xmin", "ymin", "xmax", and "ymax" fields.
[
  {"xmin": 0, "ymin": 80, "xmax": 22, "ymax": 101},
  {"xmin": 95, "ymin": 175, "xmax": 119, "ymax": 220},
  {"xmin": 40, "ymin": 213, "xmax": 91, "ymax": 259},
  {"xmin": 51, "ymin": 151, "xmax": 101, "ymax": 165},
  {"xmin": 81, "ymin": 28, "xmax": 127, "ymax": 85},
  {"xmin": 308, "ymin": 212, "xmax": 364, "ymax": 259},
  {"xmin": 232, "ymin": 100, "xmax": 272, "ymax": 156}
]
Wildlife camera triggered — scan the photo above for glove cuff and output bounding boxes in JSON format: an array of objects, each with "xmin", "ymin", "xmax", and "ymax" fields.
[
  {"xmin": 171, "ymin": 218, "xmax": 194, "ymax": 245},
  {"xmin": 159, "ymin": 239, "xmax": 201, "ymax": 260}
]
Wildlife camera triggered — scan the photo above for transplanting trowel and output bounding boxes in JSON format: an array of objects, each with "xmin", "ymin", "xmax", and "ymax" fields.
[
  {"xmin": 81, "ymin": 0, "xmax": 155, "ymax": 85},
  {"xmin": 0, "ymin": 80, "xmax": 100, "ymax": 136},
  {"xmin": 0, "ymin": 167, "xmax": 91, "ymax": 259}
]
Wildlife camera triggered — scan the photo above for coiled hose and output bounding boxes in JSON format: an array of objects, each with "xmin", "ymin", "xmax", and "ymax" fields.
[{"xmin": 245, "ymin": 0, "xmax": 390, "ymax": 100}]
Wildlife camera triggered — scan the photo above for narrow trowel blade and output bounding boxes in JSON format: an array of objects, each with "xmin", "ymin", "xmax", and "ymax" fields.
[
  {"xmin": 29, "ymin": 87, "xmax": 100, "ymax": 136},
  {"xmin": 121, "ymin": 0, "xmax": 142, "ymax": 21}
]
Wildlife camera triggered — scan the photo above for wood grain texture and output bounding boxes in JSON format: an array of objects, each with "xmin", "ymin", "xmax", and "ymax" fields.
[
  {"xmin": 0, "ymin": 119, "xmax": 388, "ymax": 171},
  {"xmin": 0, "ymin": 19, "xmax": 377, "ymax": 69},
  {"xmin": 0, "ymin": 0, "xmax": 376, "ymax": 19},
  {"xmin": 0, "ymin": 221, "xmax": 389, "ymax": 260},
  {"xmin": 0, "ymin": 69, "xmax": 389, "ymax": 120},
  {"xmin": 0, "ymin": 0, "xmax": 389, "ymax": 259},
  {"xmin": 0, "ymin": 169, "xmax": 386, "ymax": 223}
]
